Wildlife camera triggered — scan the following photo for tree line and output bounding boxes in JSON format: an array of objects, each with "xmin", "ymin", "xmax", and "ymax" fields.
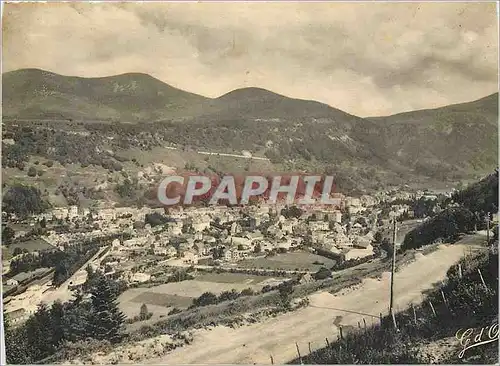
[
  {"xmin": 6, "ymin": 242, "xmax": 100, "ymax": 286},
  {"xmin": 401, "ymin": 171, "xmax": 498, "ymax": 250},
  {"xmin": 189, "ymin": 287, "xmax": 256, "ymax": 308},
  {"xmin": 2, "ymin": 184, "xmax": 49, "ymax": 219},
  {"xmin": 4, "ymin": 271, "xmax": 126, "ymax": 364}
]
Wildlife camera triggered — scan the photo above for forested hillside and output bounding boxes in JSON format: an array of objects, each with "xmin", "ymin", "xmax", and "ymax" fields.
[{"xmin": 402, "ymin": 170, "xmax": 498, "ymax": 250}]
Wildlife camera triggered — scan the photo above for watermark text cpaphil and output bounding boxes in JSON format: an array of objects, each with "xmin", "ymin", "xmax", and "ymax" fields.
[{"xmin": 157, "ymin": 173, "xmax": 343, "ymax": 207}]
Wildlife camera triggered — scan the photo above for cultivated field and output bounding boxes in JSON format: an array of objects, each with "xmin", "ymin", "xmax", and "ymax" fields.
[
  {"xmin": 4, "ymin": 237, "xmax": 57, "ymax": 258},
  {"xmin": 118, "ymin": 272, "xmax": 275, "ymax": 319},
  {"xmin": 238, "ymin": 251, "xmax": 336, "ymax": 272},
  {"xmin": 118, "ymin": 288, "xmax": 188, "ymax": 321}
]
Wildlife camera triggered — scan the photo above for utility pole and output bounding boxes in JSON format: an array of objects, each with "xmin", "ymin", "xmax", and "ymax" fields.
[
  {"xmin": 389, "ymin": 218, "xmax": 397, "ymax": 315},
  {"xmin": 486, "ymin": 213, "xmax": 490, "ymax": 244}
]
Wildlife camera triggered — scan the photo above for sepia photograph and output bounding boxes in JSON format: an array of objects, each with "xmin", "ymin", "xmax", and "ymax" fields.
[{"xmin": 1, "ymin": 1, "xmax": 498, "ymax": 365}]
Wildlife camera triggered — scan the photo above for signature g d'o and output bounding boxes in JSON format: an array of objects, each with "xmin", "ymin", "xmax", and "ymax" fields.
[{"xmin": 456, "ymin": 323, "xmax": 499, "ymax": 359}]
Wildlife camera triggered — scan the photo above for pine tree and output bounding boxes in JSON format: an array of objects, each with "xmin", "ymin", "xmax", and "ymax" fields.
[
  {"xmin": 2, "ymin": 226, "xmax": 15, "ymax": 246},
  {"xmin": 61, "ymin": 295, "xmax": 93, "ymax": 342},
  {"xmin": 49, "ymin": 301, "xmax": 66, "ymax": 346},
  {"xmin": 139, "ymin": 303, "xmax": 149, "ymax": 320},
  {"xmin": 278, "ymin": 281, "xmax": 294, "ymax": 310},
  {"xmin": 89, "ymin": 274, "xmax": 125, "ymax": 343},
  {"xmin": 25, "ymin": 303, "xmax": 55, "ymax": 361}
]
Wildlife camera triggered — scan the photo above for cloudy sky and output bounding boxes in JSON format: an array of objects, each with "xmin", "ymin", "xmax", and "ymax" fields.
[{"xmin": 2, "ymin": 2, "xmax": 498, "ymax": 116}]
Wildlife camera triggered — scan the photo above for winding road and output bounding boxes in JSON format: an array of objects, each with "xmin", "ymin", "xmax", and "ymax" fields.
[{"xmin": 165, "ymin": 145, "xmax": 271, "ymax": 161}]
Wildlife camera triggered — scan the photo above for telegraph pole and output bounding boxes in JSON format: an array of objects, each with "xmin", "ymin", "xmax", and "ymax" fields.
[
  {"xmin": 389, "ymin": 218, "xmax": 397, "ymax": 315},
  {"xmin": 486, "ymin": 213, "xmax": 490, "ymax": 244}
]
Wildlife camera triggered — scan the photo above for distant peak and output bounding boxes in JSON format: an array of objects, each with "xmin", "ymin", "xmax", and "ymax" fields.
[
  {"xmin": 4, "ymin": 68, "xmax": 56, "ymax": 76},
  {"xmin": 4, "ymin": 68, "xmax": 159, "ymax": 83},
  {"xmin": 108, "ymin": 72, "xmax": 157, "ymax": 79},
  {"xmin": 217, "ymin": 87, "xmax": 285, "ymax": 100}
]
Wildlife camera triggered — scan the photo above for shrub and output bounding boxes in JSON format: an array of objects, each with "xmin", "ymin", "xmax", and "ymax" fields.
[
  {"xmin": 192, "ymin": 292, "xmax": 218, "ymax": 307},
  {"xmin": 313, "ymin": 267, "xmax": 332, "ymax": 280},
  {"xmin": 27, "ymin": 166, "xmax": 37, "ymax": 177},
  {"xmin": 240, "ymin": 288, "xmax": 255, "ymax": 296},
  {"xmin": 218, "ymin": 290, "xmax": 240, "ymax": 302},
  {"xmin": 261, "ymin": 285, "xmax": 272, "ymax": 293},
  {"xmin": 168, "ymin": 308, "xmax": 182, "ymax": 316},
  {"xmin": 12, "ymin": 247, "xmax": 23, "ymax": 256}
]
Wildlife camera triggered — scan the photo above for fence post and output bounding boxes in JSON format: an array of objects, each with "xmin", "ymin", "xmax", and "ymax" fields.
[
  {"xmin": 391, "ymin": 309, "xmax": 399, "ymax": 331},
  {"xmin": 379, "ymin": 312, "xmax": 383, "ymax": 327},
  {"xmin": 429, "ymin": 300, "xmax": 437, "ymax": 317},
  {"xmin": 295, "ymin": 342, "xmax": 303, "ymax": 364},
  {"xmin": 440, "ymin": 289, "xmax": 449, "ymax": 310},
  {"xmin": 363, "ymin": 318, "xmax": 367, "ymax": 330},
  {"xmin": 308, "ymin": 342, "xmax": 312, "ymax": 354},
  {"xmin": 458, "ymin": 263, "xmax": 462, "ymax": 279},
  {"xmin": 339, "ymin": 325, "xmax": 344, "ymax": 340},
  {"xmin": 357, "ymin": 321, "xmax": 361, "ymax": 329},
  {"xmin": 325, "ymin": 338, "xmax": 330, "ymax": 347},
  {"xmin": 412, "ymin": 303, "xmax": 417, "ymax": 324},
  {"xmin": 478, "ymin": 269, "xmax": 488, "ymax": 291},
  {"xmin": 270, "ymin": 355, "xmax": 274, "ymax": 365}
]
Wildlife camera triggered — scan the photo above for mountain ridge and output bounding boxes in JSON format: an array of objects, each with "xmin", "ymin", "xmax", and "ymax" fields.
[
  {"xmin": 2, "ymin": 68, "xmax": 498, "ymax": 184},
  {"xmin": 3, "ymin": 68, "xmax": 497, "ymax": 123},
  {"xmin": 2, "ymin": 68, "xmax": 209, "ymax": 122},
  {"xmin": 369, "ymin": 92, "xmax": 498, "ymax": 124}
]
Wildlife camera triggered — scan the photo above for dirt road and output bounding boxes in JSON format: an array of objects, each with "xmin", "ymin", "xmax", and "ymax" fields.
[{"xmin": 144, "ymin": 243, "xmax": 474, "ymax": 364}]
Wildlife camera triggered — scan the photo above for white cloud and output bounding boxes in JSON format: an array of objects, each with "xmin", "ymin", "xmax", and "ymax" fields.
[{"xmin": 3, "ymin": 2, "xmax": 498, "ymax": 117}]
